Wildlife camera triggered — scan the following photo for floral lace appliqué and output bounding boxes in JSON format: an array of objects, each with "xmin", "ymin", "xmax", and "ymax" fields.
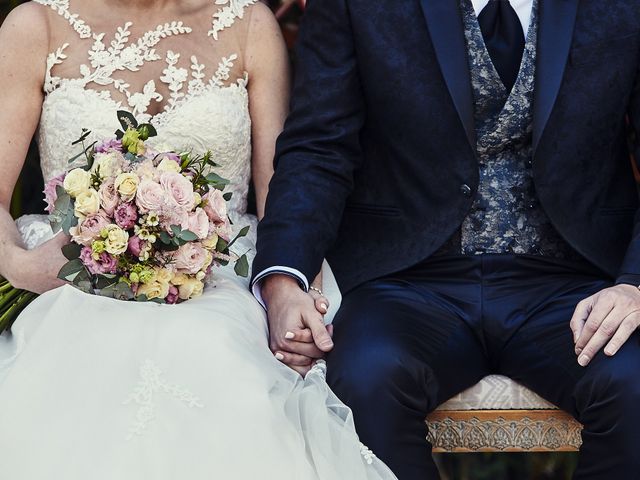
[
  {"xmin": 35, "ymin": 0, "xmax": 254, "ymax": 118},
  {"xmin": 209, "ymin": 0, "xmax": 257, "ymax": 40},
  {"xmin": 123, "ymin": 359, "xmax": 204, "ymax": 440}
]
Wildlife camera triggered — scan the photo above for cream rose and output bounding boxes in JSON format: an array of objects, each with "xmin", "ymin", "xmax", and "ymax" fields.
[
  {"xmin": 74, "ymin": 188, "xmax": 100, "ymax": 217},
  {"xmin": 202, "ymin": 233, "xmax": 219, "ymax": 249},
  {"xmin": 115, "ymin": 173, "xmax": 140, "ymax": 202},
  {"xmin": 103, "ymin": 224, "xmax": 130, "ymax": 255},
  {"xmin": 157, "ymin": 157, "xmax": 181, "ymax": 173},
  {"xmin": 91, "ymin": 152, "xmax": 125, "ymax": 179},
  {"xmin": 177, "ymin": 278, "xmax": 204, "ymax": 300},
  {"xmin": 137, "ymin": 280, "xmax": 169, "ymax": 300},
  {"xmin": 63, "ymin": 168, "xmax": 92, "ymax": 198}
]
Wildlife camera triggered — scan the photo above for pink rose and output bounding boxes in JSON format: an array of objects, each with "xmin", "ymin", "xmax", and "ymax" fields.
[
  {"xmin": 114, "ymin": 203, "xmax": 138, "ymax": 230},
  {"xmin": 127, "ymin": 235, "xmax": 146, "ymax": 258},
  {"xmin": 98, "ymin": 178, "xmax": 120, "ymax": 216},
  {"xmin": 136, "ymin": 178, "xmax": 165, "ymax": 213},
  {"xmin": 212, "ymin": 218, "xmax": 233, "ymax": 242},
  {"xmin": 43, "ymin": 173, "xmax": 66, "ymax": 213},
  {"xmin": 70, "ymin": 211, "xmax": 111, "ymax": 246},
  {"xmin": 202, "ymin": 189, "xmax": 227, "ymax": 223},
  {"xmin": 165, "ymin": 285, "xmax": 179, "ymax": 304},
  {"xmin": 160, "ymin": 172, "xmax": 196, "ymax": 212},
  {"xmin": 173, "ymin": 243, "xmax": 207, "ymax": 274},
  {"xmin": 80, "ymin": 247, "xmax": 117, "ymax": 275},
  {"xmin": 183, "ymin": 208, "xmax": 209, "ymax": 240}
]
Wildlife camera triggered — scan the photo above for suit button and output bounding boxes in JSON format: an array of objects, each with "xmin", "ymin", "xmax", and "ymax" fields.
[{"xmin": 460, "ymin": 184, "xmax": 472, "ymax": 197}]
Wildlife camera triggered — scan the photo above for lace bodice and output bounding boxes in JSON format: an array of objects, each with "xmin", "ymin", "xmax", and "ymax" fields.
[{"xmin": 34, "ymin": 0, "xmax": 257, "ymax": 220}]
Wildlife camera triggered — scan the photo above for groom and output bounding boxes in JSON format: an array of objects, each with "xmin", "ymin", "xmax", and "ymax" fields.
[{"xmin": 254, "ymin": 0, "xmax": 640, "ymax": 478}]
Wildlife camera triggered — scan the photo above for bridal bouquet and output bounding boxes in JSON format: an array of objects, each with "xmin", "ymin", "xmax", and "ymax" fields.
[{"xmin": 0, "ymin": 111, "xmax": 249, "ymax": 331}]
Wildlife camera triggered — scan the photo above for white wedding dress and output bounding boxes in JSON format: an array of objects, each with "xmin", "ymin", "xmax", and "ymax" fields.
[{"xmin": 0, "ymin": 2, "xmax": 397, "ymax": 479}]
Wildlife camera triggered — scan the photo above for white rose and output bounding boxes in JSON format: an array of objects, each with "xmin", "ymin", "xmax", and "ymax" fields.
[
  {"xmin": 157, "ymin": 158, "xmax": 181, "ymax": 173},
  {"xmin": 91, "ymin": 152, "xmax": 124, "ymax": 179},
  {"xmin": 74, "ymin": 188, "xmax": 100, "ymax": 217},
  {"xmin": 63, "ymin": 168, "xmax": 91, "ymax": 198},
  {"xmin": 103, "ymin": 224, "xmax": 130, "ymax": 255},
  {"xmin": 115, "ymin": 172, "xmax": 140, "ymax": 202}
]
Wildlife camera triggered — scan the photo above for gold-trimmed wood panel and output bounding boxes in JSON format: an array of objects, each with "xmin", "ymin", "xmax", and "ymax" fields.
[{"xmin": 426, "ymin": 410, "xmax": 583, "ymax": 453}]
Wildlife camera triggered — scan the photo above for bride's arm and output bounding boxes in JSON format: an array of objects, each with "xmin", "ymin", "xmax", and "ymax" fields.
[
  {"xmin": 245, "ymin": 2, "xmax": 290, "ymax": 222},
  {"xmin": 0, "ymin": 4, "xmax": 67, "ymax": 293}
]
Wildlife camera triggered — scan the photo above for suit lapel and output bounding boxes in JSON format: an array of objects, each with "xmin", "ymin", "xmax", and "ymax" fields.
[
  {"xmin": 419, "ymin": 0, "xmax": 476, "ymax": 148},
  {"xmin": 533, "ymin": 0, "xmax": 580, "ymax": 152}
]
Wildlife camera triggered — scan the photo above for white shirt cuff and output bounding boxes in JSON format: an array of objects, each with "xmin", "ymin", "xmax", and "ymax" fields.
[{"xmin": 251, "ymin": 266, "xmax": 309, "ymax": 309}]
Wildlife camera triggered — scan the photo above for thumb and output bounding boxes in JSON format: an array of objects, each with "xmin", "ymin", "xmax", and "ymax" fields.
[{"xmin": 304, "ymin": 313, "xmax": 334, "ymax": 352}]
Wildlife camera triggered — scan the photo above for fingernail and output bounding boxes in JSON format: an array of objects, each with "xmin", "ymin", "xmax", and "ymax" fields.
[
  {"xmin": 604, "ymin": 347, "xmax": 615, "ymax": 356},
  {"xmin": 578, "ymin": 354, "xmax": 590, "ymax": 367},
  {"xmin": 575, "ymin": 347, "xmax": 582, "ymax": 356},
  {"xmin": 321, "ymin": 340, "xmax": 334, "ymax": 349},
  {"xmin": 284, "ymin": 331, "xmax": 295, "ymax": 340},
  {"xmin": 320, "ymin": 303, "xmax": 328, "ymax": 312},
  {"xmin": 275, "ymin": 352, "xmax": 285, "ymax": 361}
]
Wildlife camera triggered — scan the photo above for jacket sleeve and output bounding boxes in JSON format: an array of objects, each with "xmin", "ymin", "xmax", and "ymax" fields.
[
  {"xmin": 617, "ymin": 55, "xmax": 640, "ymax": 287},
  {"xmin": 252, "ymin": 0, "xmax": 366, "ymax": 284}
]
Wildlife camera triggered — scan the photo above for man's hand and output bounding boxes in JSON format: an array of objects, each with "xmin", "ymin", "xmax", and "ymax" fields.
[
  {"xmin": 262, "ymin": 274, "xmax": 334, "ymax": 375},
  {"xmin": 570, "ymin": 284, "xmax": 640, "ymax": 367}
]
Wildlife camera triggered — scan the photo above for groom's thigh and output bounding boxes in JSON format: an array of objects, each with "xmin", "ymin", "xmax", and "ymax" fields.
[{"xmin": 327, "ymin": 277, "xmax": 489, "ymax": 417}]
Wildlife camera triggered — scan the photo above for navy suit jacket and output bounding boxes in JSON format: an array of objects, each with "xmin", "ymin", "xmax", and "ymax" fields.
[{"xmin": 254, "ymin": 0, "xmax": 640, "ymax": 294}]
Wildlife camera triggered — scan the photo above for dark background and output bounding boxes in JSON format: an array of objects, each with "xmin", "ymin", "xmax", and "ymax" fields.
[{"xmin": 0, "ymin": 1, "xmax": 578, "ymax": 478}]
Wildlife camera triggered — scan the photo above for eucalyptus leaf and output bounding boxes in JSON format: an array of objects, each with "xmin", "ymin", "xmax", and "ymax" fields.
[
  {"xmin": 170, "ymin": 224, "xmax": 182, "ymax": 237},
  {"xmin": 223, "ymin": 192, "xmax": 233, "ymax": 201},
  {"xmin": 159, "ymin": 231, "xmax": 172, "ymax": 245},
  {"xmin": 205, "ymin": 172, "xmax": 230, "ymax": 187},
  {"xmin": 57, "ymin": 259, "xmax": 85, "ymax": 282},
  {"xmin": 71, "ymin": 129, "xmax": 91, "ymax": 146},
  {"xmin": 226, "ymin": 225, "xmax": 250, "ymax": 250},
  {"xmin": 234, "ymin": 254, "xmax": 249, "ymax": 278},
  {"xmin": 94, "ymin": 274, "xmax": 118, "ymax": 290},
  {"xmin": 179, "ymin": 230, "xmax": 198, "ymax": 242},
  {"xmin": 216, "ymin": 237, "xmax": 229, "ymax": 253},
  {"xmin": 61, "ymin": 243, "xmax": 82, "ymax": 261}
]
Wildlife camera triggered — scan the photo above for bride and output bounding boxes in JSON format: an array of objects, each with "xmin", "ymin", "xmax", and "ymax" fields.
[{"xmin": 0, "ymin": 1, "xmax": 397, "ymax": 478}]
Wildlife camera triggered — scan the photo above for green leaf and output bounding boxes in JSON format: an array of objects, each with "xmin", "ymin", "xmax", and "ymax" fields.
[
  {"xmin": 57, "ymin": 259, "xmax": 86, "ymax": 282},
  {"xmin": 216, "ymin": 237, "xmax": 229, "ymax": 253},
  {"xmin": 234, "ymin": 254, "xmax": 249, "ymax": 278},
  {"xmin": 226, "ymin": 225, "xmax": 250, "ymax": 250},
  {"xmin": 137, "ymin": 123, "xmax": 157, "ymax": 139},
  {"xmin": 170, "ymin": 224, "xmax": 182, "ymax": 237},
  {"xmin": 223, "ymin": 192, "xmax": 233, "ymax": 201},
  {"xmin": 61, "ymin": 242, "xmax": 82, "ymax": 261},
  {"xmin": 179, "ymin": 230, "xmax": 198, "ymax": 242},
  {"xmin": 71, "ymin": 128, "xmax": 91, "ymax": 146},
  {"xmin": 159, "ymin": 231, "xmax": 172, "ymax": 245},
  {"xmin": 117, "ymin": 110, "xmax": 138, "ymax": 131},
  {"xmin": 93, "ymin": 274, "xmax": 118, "ymax": 290},
  {"xmin": 205, "ymin": 172, "xmax": 231, "ymax": 187},
  {"xmin": 49, "ymin": 190, "xmax": 74, "ymax": 234},
  {"xmin": 113, "ymin": 282, "xmax": 134, "ymax": 301},
  {"xmin": 115, "ymin": 129, "xmax": 125, "ymax": 140}
]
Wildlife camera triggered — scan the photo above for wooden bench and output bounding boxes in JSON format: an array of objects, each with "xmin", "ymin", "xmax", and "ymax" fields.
[{"xmin": 426, "ymin": 375, "xmax": 583, "ymax": 452}]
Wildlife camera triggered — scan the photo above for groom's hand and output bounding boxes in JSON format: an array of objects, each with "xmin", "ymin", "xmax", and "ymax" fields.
[
  {"xmin": 262, "ymin": 275, "xmax": 334, "ymax": 375},
  {"xmin": 570, "ymin": 284, "xmax": 640, "ymax": 367}
]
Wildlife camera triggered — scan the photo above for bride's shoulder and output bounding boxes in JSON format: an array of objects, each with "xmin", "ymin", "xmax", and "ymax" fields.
[{"xmin": 0, "ymin": 3, "xmax": 50, "ymax": 61}]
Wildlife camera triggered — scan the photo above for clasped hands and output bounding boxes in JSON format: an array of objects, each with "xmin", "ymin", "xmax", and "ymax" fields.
[
  {"xmin": 571, "ymin": 284, "xmax": 640, "ymax": 367},
  {"xmin": 262, "ymin": 275, "xmax": 334, "ymax": 375}
]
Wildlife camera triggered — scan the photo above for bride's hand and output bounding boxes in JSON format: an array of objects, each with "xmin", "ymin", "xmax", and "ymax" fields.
[{"xmin": 10, "ymin": 234, "xmax": 70, "ymax": 294}]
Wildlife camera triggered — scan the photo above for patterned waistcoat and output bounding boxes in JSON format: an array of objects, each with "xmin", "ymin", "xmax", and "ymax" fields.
[{"xmin": 440, "ymin": 0, "xmax": 578, "ymax": 259}]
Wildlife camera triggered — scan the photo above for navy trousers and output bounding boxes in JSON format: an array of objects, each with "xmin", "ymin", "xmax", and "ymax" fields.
[{"xmin": 327, "ymin": 254, "xmax": 640, "ymax": 480}]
